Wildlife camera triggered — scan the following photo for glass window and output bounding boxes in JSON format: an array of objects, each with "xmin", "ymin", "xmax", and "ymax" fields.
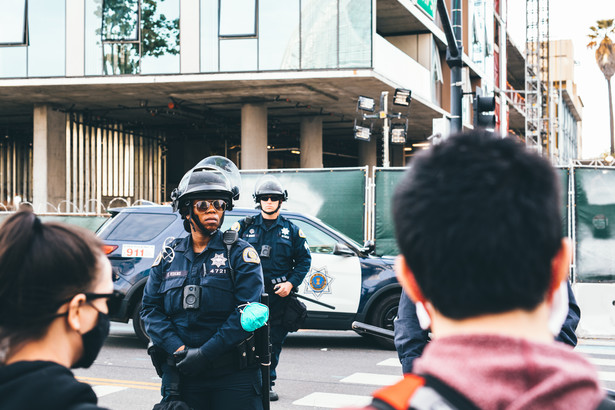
[
  {"xmin": 0, "ymin": 47, "xmax": 27, "ymax": 78},
  {"xmin": 0, "ymin": 0, "xmax": 27, "ymax": 45},
  {"xmin": 103, "ymin": 43, "xmax": 139, "ymax": 74},
  {"xmin": 290, "ymin": 219, "xmax": 338, "ymax": 254},
  {"xmin": 259, "ymin": 0, "xmax": 300, "ymax": 70},
  {"xmin": 28, "ymin": 0, "xmax": 65, "ymax": 77},
  {"xmin": 102, "ymin": 0, "xmax": 140, "ymax": 41},
  {"xmin": 140, "ymin": 0, "xmax": 180, "ymax": 74},
  {"xmin": 219, "ymin": 0, "xmax": 256, "ymax": 37},
  {"xmin": 85, "ymin": 0, "xmax": 104, "ymax": 76},
  {"xmin": 102, "ymin": 213, "xmax": 177, "ymax": 241},
  {"xmin": 338, "ymin": 0, "xmax": 371, "ymax": 68},
  {"xmin": 301, "ymin": 0, "xmax": 338, "ymax": 69},
  {"xmin": 200, "ymin": 0, "xmax": 219, "ymax": 72},
  {"xmin": 219, "ymin": 38, "xmax": 257, "ymax": 72}
]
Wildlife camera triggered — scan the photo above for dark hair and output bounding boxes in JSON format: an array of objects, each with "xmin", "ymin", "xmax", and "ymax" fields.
[
  {"xmin": 392, "ymin": 130, "xmax": 563, "ymax": 319},
  {"xmin": 0, "ymin": 211, "xmax": 104, "ymax": 357}
]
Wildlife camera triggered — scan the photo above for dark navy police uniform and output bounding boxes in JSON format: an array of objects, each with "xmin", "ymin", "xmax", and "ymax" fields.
[
  {"xmin": 141, "ymin": 229, "xmax": 264, "ymax": 410},
  {"xmin": 233, "ymin": 214, "xmax": 311, "ymax": 387}
]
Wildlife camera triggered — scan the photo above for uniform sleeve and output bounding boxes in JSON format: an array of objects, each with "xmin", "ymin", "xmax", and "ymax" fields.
[
  {"xmin": 140, "ymin": 261, "xmax": 184, "ymax": 354},
  {"xmin": 394, "ymin": 290, "xmax": 430, "ymax": 373},
  {"xmin": 198, "ymin": 242, "xmax": 265, "ymax": 359},
  {"xmin": 287, "ymin": 223, "xmax": 312, "ymax": 288},
  {"xmin": 555, "ymin": 281, "xmax": 580, "ymax": 347}
]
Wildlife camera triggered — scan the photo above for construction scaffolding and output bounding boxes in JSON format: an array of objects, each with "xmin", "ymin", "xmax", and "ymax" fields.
[{"xmin": 525, "ymin": 0, "xmax": 551, "ymax": 155}]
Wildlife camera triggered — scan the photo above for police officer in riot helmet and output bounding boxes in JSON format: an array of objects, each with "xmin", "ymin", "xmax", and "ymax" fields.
[
  {"xmin": 141, "ymin": 156, "xmax": 265, "ymax": 410},
  {"xmin": 232, "ymin": 175, "xmax": 311, "ymax": 401}
]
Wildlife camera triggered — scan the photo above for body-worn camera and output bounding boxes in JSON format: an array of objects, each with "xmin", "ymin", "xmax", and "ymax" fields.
[
  {"xmin": 183, "ymin": 285, "xmax": 201, "ymax": 310},
  {"xmin": 260, "ymin": 245, "xmax": 271, "ymax": 258}
]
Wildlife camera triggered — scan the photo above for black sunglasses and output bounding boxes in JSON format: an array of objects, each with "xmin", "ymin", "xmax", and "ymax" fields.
[
  {"xmin": 259, "ymin": 195, "xmax": 282, "ymax": 202},
  {"xmin": 194, "ymin": 199, "xmax": 227, "ymax": 212},
  {"xmin": 84, "ymin": 290, "xmax": 122, "ymax": 312}
]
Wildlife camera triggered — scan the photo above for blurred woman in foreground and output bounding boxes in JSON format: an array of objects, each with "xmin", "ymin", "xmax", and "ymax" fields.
[{"xmin": 0, "ymin": 211, "xmax": 113, "ymax": 410}]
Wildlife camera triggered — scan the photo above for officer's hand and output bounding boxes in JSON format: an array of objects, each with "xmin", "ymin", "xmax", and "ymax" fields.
[
  {"xmin": 274, "ymin": 281, "xmax": 294, "ymax": 297},
  {"xmin": 173, "ymin": 347, "xmax": 208, "ymax": 375}
]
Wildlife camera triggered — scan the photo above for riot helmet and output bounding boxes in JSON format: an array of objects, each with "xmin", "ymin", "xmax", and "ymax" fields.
[
  {"xmin": 171, "ymin": 156, "xmax": 241, "ymax": 233},
  {"xmin": 252, "ymin": 175, "xmax": 288, "ymax": 203}
]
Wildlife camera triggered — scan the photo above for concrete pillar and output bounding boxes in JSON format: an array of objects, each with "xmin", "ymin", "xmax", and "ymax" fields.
[
  {"xmin": 358, "ymin": 137, "xmax": 377, "ymax": 169},
  {"xmin": 300, "ymin": 117, "xmax": 323, "ymax": 168},
  {"xmin": 241, "ymin": 104, "xmax": 268, "ymax": 169},
  {"xmin": 33, "ymin": 105, "xmax": 66, "ymax": 212}
]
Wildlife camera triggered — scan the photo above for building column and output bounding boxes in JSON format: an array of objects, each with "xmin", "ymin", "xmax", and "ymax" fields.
[
  {"xmin": 390, "ymin": 144, "xmax": 405, "ymax": 166},
  {"xmin": 300, "ymin": 117, "xmax": 323, "ymax": 168},
  {"xmin": 241, "ymin": 104, "xmax": 268, "ymax": 169},
  {"xmin": 33, "ymin": 105, "xmax": 66, "ymax": 212},
  {"xmin": 358, "ymin": 137, "xmax": 377, "ymax": 169}
]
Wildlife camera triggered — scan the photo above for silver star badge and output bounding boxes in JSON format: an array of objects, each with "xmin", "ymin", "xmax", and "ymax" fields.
[
  {"xmin": 211, "ymin": 253, "xmax": 227, "ymax": 268},
  {"xmin": 281, "ymin": 227, "xmax": 290, "ymax": 236}
]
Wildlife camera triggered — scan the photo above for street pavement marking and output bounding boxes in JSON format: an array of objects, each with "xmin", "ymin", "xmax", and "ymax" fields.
[
  {"xmin": 576, "ymin": 346, "xmax": 615, "ymax": 355},
  {"xmin": 377, "ymin": 358, "xmax": 402, "ymax": 367},
  {"xmin": 588, "ymin": 357, "xmax": 615, "ymax": 367},
  {"xmin": 92, "ymin": 386, "xmax": 128, "ymax": 397},
  {"xmin": 598, "ymin": 371, "xmax": 615, "ymax": 382},
  {"xmin": 77, "ymin": 376, "xmax": 161, "ymax": 391},
  {"xmin": 293, "ymin": 392, "xmax": 372, "ymax": 408},
  {"xmin": 340, "ymin": 372, "xmax": 403, "ymax": 386}
]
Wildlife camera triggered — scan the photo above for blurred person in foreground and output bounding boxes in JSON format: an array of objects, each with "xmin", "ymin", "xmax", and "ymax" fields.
[
  {"xmin": 0, "ymin": 211, "xmax": 113, "ymax": 410},
  {"xmin": 357, "ymin": 130, "xmax": 608, "ymax": 410}
]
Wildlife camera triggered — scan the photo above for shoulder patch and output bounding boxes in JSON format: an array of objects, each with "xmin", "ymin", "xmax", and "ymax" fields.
[
  {"xmin": 298, "ymin": 228, "xmax": 306, "ymax": 238},
  {"xmin": 152, "ymin": 251, "xmax": 163, "ymax": 267},
  {"xmin": 231, "ymin": 221, "xmax": 241, "ymax": 232},
  {"xmin": 243, "ymin": 247, "xmax": 261, "ymax": 264}
]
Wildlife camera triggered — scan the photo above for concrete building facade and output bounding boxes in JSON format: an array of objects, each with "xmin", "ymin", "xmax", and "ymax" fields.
[{"xmin": 0, "ymin": 0, "xmax": 578, "ymax": 211}]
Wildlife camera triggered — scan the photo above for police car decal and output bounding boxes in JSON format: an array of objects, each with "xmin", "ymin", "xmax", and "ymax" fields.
[
  {"xmin": 303, "ymin": 266, "xmax": 334, "ymax": 298},
  {"xmin": 211, "ymin": 253, "xmax": 227, "ymax": 268},
  {"xmin": 122, "ymin": 244, "xmax": 155, "ymax": 258},
  {"xmin": 243, "ymin": 248, "xmax": 261, "ymax": 264}
]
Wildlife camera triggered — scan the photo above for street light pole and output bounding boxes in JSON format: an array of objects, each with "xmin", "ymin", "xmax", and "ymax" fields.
[
  {"xmin": 437, "ymin": 0, "xmax": 463, "ymax": 133},
  {"xmin": 381, "ymin": 91, "xmax": 390, "ymax": 167}
]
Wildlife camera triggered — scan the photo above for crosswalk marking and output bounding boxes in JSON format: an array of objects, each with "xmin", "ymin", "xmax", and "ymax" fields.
[
  {"xmin": 378, "ymin": 358, "xmax": 402, "ymax": 367},
  {"xmin": 576, "ymin": 345, "xmax": 615, "ymax": 355},
  {"xmin": 340, "ymin": 372, "xmax": 403, "ymax": 386},
  {"xmin": 598, "ymin": 371, "xmax": 615, "ymax": 382},
  {"xmin": 293, "ymin": 392, "xmax": 372, "ymax": 408},
  {"xmin": 92, "ymin": 385, "xmax": 128, "ymax": 397},
  {"xmin": 588, "ymin": 357, "xmax": 615, "ymax": 367}
]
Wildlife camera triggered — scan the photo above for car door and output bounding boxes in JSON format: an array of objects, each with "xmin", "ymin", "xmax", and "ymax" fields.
[{"xmin": 287, "ymin": 218, "xmax": 362, "ymax": 314}]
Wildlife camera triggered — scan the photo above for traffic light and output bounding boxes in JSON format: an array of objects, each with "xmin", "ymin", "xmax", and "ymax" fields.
[{"xmin": 473, "ymin": 88, "xmax": 496, "ymax": 129}]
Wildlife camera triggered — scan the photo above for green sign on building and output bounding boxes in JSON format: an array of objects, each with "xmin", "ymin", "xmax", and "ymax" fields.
[{"xmin": 417, "ymin": 0, "xmax": 436, "ymax": 19}]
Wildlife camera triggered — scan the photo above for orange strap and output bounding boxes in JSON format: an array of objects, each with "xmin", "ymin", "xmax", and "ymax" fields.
[{"xmin": 372, "ymin": 374, "xmax": 426, "ymax": 410}]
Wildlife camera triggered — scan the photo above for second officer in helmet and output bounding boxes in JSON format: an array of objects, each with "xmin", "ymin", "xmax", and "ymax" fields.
[
  {"xmin": 232, "ymin": 175, "xmax": 311, "ymax": 401},
  {"xmin": 141, "ymin": 156, "xmax": 265, "ymax": 410}
]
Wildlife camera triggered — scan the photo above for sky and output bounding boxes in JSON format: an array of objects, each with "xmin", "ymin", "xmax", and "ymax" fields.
[{"xmin": 507, "ymin": 0, "xmax": 615, "ymax": 159}]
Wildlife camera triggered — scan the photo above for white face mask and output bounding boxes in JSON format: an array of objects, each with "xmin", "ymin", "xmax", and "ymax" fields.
[
  {"xmin": 548, "ymin": 280, "xmax": 569, "ymax": 336},
  {"xmin": 415, "ymin": 301, "xmax": 432, "ymax": 331},
  {"xmin": 414, "ymin": 281, "xmax": 569, "ymax": 335}
]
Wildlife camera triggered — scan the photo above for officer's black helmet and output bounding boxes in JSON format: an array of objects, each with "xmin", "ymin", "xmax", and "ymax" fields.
[
  {"xmin": 253, "ymin": 175, "xmax": 288, "ymax": 203},
  {"xmin": 171, "ymin": 156, "xmax": 241, "ymax": 212}
]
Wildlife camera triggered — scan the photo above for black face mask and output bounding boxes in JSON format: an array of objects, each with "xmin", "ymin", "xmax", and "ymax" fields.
[{"xmin": 72, "ymin": 311, "xmax": 110, "ymax": 369}]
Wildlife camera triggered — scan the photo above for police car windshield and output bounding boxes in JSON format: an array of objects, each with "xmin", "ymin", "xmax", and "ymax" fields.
[{"xmin": 97, "ymin": 212, "xmax": 177, "ymax": 242}]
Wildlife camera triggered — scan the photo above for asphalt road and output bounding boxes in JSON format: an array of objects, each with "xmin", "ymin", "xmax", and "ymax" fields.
[
  {"xmin": 73, "ymin": 322, "xmax": 615, "ymax": 410},
  {"xmin": 73, "ymin": 322, "xmax": 399, "ymax": 410}
]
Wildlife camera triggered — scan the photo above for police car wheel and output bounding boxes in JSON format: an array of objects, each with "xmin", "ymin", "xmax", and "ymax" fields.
[
  {"xmin": 131, "ymin": 299, "xmax": 149, "ymax": 345},
  {"xmin": 367, "ymin": 293, "xmax": 399, "ymax": 350}
]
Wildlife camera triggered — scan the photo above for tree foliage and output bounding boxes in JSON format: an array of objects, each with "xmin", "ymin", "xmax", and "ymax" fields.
[{"xmin": 588, "ymin": 19, "xmax": 615, "ymax": 80}]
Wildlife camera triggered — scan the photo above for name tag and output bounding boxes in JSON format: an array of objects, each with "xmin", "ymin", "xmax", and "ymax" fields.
[{"xmin": 164, "ymin": 270, "xmax": 187, "ymax": 279}]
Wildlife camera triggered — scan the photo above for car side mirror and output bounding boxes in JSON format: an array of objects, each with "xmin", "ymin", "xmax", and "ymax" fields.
[
  {"xmin": 362, "ymin": 240, "xmax": 375, "ymax": 255},
  {"xmin": 333, "ymin": 242, "xmax": 356, "ymax": 257}
]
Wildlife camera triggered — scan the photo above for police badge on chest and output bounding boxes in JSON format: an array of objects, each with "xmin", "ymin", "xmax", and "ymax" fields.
[{"xmin": 206, "ymin": 253, "xmax": 228, "ymax": 275}]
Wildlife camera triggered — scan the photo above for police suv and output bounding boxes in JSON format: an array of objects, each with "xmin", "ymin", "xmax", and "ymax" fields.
[{"xmin": 97, "ymin": 205, "xmax": 400, "ymax": 348}]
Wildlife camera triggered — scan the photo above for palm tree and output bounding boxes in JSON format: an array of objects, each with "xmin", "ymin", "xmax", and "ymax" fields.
[{"xmin": 588, "ymin": 19, "xmax": 615, "ymax": 155}]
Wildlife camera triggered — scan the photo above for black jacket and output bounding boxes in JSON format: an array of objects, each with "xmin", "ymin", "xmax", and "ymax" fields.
[{"xmin": 0, "ymin": 360, "xmax": 107, "ymax": 410}]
